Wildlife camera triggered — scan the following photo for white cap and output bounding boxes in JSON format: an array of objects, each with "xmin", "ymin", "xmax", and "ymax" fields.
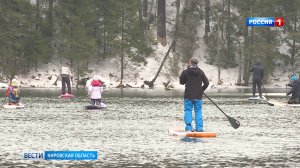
[{"xmin": 93, "ymin": 76, "xmax": 101, "ymax": 80}]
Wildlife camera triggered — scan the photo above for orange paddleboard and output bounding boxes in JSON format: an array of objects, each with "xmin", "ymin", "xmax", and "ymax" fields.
[{"xmin": 169, "ymin": 129, "xmax": 216, "ymax": 138}]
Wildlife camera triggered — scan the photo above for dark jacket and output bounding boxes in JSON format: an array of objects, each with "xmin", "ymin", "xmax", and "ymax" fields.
[
  {"xmin": 250, "ymin": 62, "xmax": 264, "ymax": 81},
  {"xmin": 287, "ymin": 79, "xmax": 300, "ymax": 98},
  {"xmin": 179, "ymin": 66, "xmax": 209, "ymax": 99}
]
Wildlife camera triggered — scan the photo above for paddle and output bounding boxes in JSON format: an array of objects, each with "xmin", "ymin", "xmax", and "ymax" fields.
[
  {"xmin": 1, "ymin": 97, "xmax": 7, "ymax": 108},
  {"xmin": 2, "ymin": 78, "xmax": 13, "ymax": 108},
  {"xmin": 262, "ymin": 83, "xmax": 274, "ymax": 106},
  {"xmin": 53, "ymin": 75, "xmax": 59, "ymax": 86},
  {"xmin": 203, "ymin": 93, "xmax": 240, "ymax": 129}
]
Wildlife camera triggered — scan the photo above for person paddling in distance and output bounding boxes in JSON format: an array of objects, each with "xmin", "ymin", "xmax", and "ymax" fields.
[
  {"xmin": 60, "ymin": 63, "xmax": 73, "ymax": 95},
  {"xmin": 5, "ymin": 79, "xmax": 21, "ymax": 105},
  {"xmin": 287, "ymin": 73, "xmax": 300, "ymax": 104},
  {"xmin": 250, "ymin": 59, "xmax": 264, "ymax": 99},
  {"xmin": 87, "ymin": 76, "xmax": 104, "ymax": 106},
  {"xmin": 179, "ymin": 57, "xmax": 209, "ymax": 132}
]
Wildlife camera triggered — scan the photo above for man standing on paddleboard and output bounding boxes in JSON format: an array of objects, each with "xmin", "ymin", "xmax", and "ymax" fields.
[
  {"xmin": 250, "ymin": 59, "xmax": 264, "ymax": 98},
  {"xmin": 179, "ymin": 57, "xmax": 209, "ymax": 132},
  {"xmin": 60, "ymin": 63, "xmax": 73, "ymax": 95}
]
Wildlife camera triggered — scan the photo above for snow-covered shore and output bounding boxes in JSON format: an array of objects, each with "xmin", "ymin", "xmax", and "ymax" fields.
[{"xmin": 2, "ymin": 44, "xmax": 293, "ymax": 90}]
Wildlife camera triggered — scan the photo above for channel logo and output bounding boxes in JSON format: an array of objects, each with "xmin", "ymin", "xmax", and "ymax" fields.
[
  {"xmin": 23, "ymin": 151, "xmax": 98, "ymax": 160},
  {"xmin": 246, "ymin": 17, "xmax": 284, "ymax": 27},
  {"xmin": 23, "ymin": 151, "xmax": 44, "ymax": 160}
]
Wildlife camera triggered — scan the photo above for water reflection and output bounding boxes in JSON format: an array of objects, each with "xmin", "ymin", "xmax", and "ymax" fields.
[
  {"xmin": 181, "ymin": 137, "xmax": 204, "ymax": 143},
  {"xmin": 0, "ymin": 87, "xmax": 288, "ymax": 98}
]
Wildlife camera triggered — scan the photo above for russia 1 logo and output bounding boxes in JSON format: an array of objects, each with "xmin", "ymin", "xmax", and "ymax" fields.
[{"xmin": 274, "ymin": 17, "xmax": 284, "ymax": 27}]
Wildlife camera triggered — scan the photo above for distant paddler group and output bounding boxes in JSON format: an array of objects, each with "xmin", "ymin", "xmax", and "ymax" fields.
[
  {"xmin": 58, "ymin": 62, "xmax": 106, "ymax": 109},
  {"xmin": 2, "ymin": 62, "xmax": 106, "ymax": 109}
]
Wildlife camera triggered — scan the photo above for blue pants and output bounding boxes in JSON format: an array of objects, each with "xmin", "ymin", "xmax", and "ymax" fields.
[{"xmin": 184, "ymin": 99, "xmax": 203, "ymax": 131}]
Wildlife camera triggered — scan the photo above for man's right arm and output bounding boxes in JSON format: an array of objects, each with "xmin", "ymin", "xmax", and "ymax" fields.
[
  {"xmin": 202, "ymin": 73, "xmax": 209, "ymax": 91},
  {"xmin": 68, "ymin": 67, "xmax": 73, "ymax": 78},
  {"xmin": 179, "ymin": 71, "xmax": 187, "ymax": 85}
]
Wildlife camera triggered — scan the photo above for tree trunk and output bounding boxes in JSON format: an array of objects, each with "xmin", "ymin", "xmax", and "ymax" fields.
[
  {"xmin": 236, "ymin": 36, "xmax": 242, "ymax": 86},
  {"xmin": 139, "ymin": 0, "xmax": 145, "ymax": 42},
  {"xmin": 144, "ymin": 41, "xmax": 175, "ymax": 88},
  {"xmin": 244, "ymin": 25, "xmax": 254, "ymax": 85},
  {"xmin": 226, "ymin": 0, "xmax": 232, "ymax": 66},
  {"xmin": 120, "ymin": 10, "xmax": 125, "ymax": 86},
  {"xmin": 221, "ymin": 0, "xmax": 225, "ymax": 42},
  {"xmin": 204, "ymin": 0, "xmax": 210, "ymax": 43},
  {"xmin": 143, "ymin": 0, "xmax": 148, "ymax": 18},
  {"xmin": 47, "ymin": 0, "xmax": 54, "ymax": 36},
  {"xmin": 157, "ymin": 0, "xmax": 166, "ymax": 46},
  {"xmin": 35, "ymin": 0, "xmax": 40, "ymax": 30},
  {"xmin": 103, "ymin": 29, "xmax": 106, "ymax": 55},
  {"xmin": 290, "ymin": 15, "xmax": 297, "ymax": 66},
  {"xmin": 147, "ymin": 0, "xmax": 155, "ymax": 29},
  {"xmin": 217, "ymin": 14, "xmax": 221, "ymax": 85},
  {"xmin": 243, "ymin": 1, "xmax": 254, "ymax": 86},
  {"xmin": 172, "ymin": 0, "xmax": 180, "ymax": 52}
]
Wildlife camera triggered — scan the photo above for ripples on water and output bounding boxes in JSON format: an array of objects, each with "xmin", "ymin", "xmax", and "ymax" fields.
[{"xmin": 0, "ymin": 95, "xmax": 299, "ymax": 167}]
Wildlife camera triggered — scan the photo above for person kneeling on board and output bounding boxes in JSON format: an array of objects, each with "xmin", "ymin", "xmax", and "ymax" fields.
[
  {"xmin": 60, "ymin": 63, "xmax": 73, "ymax": 95},
  {"xmin": 5, "ymin": 79, "xmax": 21, "ymax": 105},
  {"xmin": 179, "ymin": 57, "xmax": 209, "ymax": 132},
  {"xmin": 87, "ymin": 77, "xmax": 104, "ymax": 106},
  {"xmin": 287, "ymin": 74, "xmax": 300, "ymax": 104}
]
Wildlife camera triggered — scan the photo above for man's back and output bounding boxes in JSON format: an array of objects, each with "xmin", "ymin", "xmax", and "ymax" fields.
[
  {"xmin": 252, "ymin": 63, "xmax": 263, "ymax": 81},
  {"xmin": 180, "ymin": 66, "xmax": 209, "ymax": 99},
  {"xmin": 290, "ymin": 79, "xmax": 300, "ymax": 97},
  {"xmin": 61, "ymin": 66, "xmax": 72, "ymax": 76}
]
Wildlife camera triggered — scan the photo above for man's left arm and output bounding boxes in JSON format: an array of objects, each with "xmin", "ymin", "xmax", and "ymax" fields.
[{"xmin": 287, "ymin": 83, "xmax": 296, "ymax": 96}]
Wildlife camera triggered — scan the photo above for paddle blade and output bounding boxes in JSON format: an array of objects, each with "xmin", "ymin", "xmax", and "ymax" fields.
[{"xmin": 227, "ymin": 116, "xmax": 240, "ymax": 129}]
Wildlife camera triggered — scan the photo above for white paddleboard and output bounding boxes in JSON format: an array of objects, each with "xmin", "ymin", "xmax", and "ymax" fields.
[
  {"xmin": 85, "ymin": 102, "xmax": 107, "ymax": 110},
  {"xmin": 245, "ymin": 93, "xmax": 286, "ymax": 97},
  {"xmin": 3, "ymin": 103, "xmax": 25, "ymax": 109},
  {"xmin": 267, "ymin": 100, "xmax": 300, "ymax": 107},
  {"xmin": 248, "ymin": 96, "xmax": 267, "ymax": 101}
]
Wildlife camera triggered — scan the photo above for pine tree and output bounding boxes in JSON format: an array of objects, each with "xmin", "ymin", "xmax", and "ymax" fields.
[
  {"xmin": 275, "ymin": 0, "xmax": 300, "ymax": 70},
  {"xmin": 0, "ymin": 0, "xmax": 51, "ymax": 80}
]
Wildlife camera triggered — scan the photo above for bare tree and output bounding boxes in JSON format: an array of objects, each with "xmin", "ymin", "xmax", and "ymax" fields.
[{"xmin": 144, "ymin": 41, "xmax": 175, "ymax": 88}]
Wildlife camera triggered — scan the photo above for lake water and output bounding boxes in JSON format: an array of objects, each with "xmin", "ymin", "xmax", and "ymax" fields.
[{"xmin": 0, "ymin": 88, "xmax": 299, "ymax": 167}]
